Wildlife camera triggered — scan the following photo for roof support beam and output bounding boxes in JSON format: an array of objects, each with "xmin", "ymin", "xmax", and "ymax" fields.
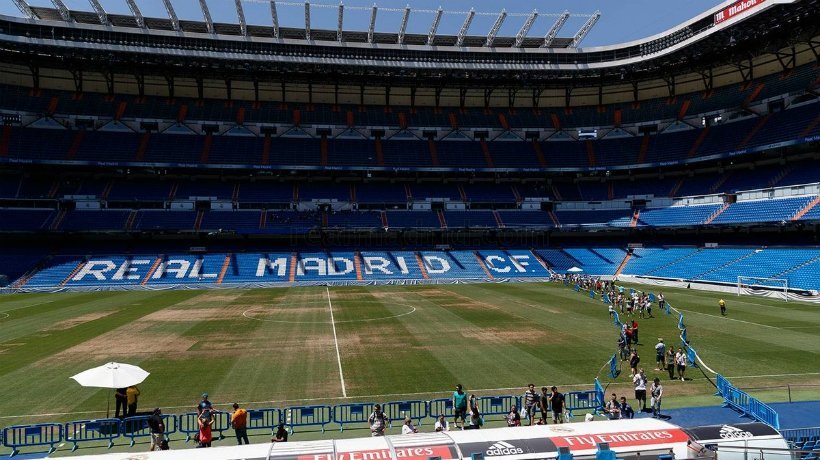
[
  {"xmin": 397, "ymin": 5, "xmax": 410, "ymax": 45},
  {"xmin": 87, "ymin": 0, "xmax": 108, "ymax": 25},
  {"xmin": 367, "ymin": 4, "xmax": 378, "ymax": 44},
  {"xmin": 124, "ymin": 0, "xmax": 145, "ymax": 28},
  {"xmin": 570, "ymin": 10, "xmax": 601, "ymax": 48},
  {"xmin": 11, "ymin": 0, "xmax": 37, "ymax": 19},
  {"xmin": 337, "ymin": 2, "xmax": 344, "ymax": 42},
  {"xmin": 305, "ymin": 1, "xmax": 311, "ymax": 40},
  {"xmin": 455, "ymin": 8, "xmax": 475, "ymax": 47},
  {"xmin": 235, "ymin": 0, "xmax": 247, "ymax": 36},
  {"xmin": 270, "ymin": 1, "xmax": 280, "ymax": 38},
  {"xmin": 199, "ymin": 0, "xmax": 214, "ymax": 34},
  {"xmin": 50, "ymin": 0, "xmax": 71, "ymax": 21},
  {"xmin": 426, "ymin": 7, "xmax": 443, "ymax": 46},
  {"xmin": 542, "ymin": 11, "xmax": 569, "ymax": 48},
  {"xmin": 161, "ymin": 0, "xmax": 180, "ymax": 31},
  {"xmin": 514, "ymin": 10, "xmax": 538, "ymax": 48},
  {"xmin": 485, "ymin": 10, "xmax": 507, "ymax": 47}
]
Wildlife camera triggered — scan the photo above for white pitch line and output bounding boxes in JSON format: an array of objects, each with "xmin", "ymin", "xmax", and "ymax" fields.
[
  {"xmin": 674, "ymin": 308, "xmax": 779, "ymax": 329},
  {"xmin": 326, "ymin": 286, "xmax": 347, "ymax": 398}
]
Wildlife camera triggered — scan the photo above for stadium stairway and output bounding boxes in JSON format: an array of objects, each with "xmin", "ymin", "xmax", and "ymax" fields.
[
  {"xmin": 704, "ymin": 203, "xmax": 730, "ymax": 224},
  {"xmin": 792, "ymin": 196, "xmax": 820, "ymax": 221}
]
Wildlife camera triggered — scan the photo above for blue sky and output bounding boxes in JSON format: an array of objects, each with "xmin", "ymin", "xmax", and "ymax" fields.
[{"xmin": 2, "ymin": 0, "xmax": 725, "ymax": 47}]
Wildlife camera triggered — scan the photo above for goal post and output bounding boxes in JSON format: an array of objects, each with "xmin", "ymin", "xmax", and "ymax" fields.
[{"xmin": 737, "ymin": 276, "xmax": 789, "ymax": 301}]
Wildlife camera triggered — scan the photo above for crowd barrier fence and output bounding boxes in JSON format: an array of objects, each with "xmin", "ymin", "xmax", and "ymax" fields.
[
  {"xmin": 246, "ymin": 408, "xmax": 284, "ymax": 433},
  {"xmin": 382, "ymin": 400, "xmax": 428, "ymax": 426},
  {"xmin": 286, "ymin": 405, "xmax": 333, "ymax": 433},
  {"xmin": 715, "ymin": 374, "xmax": 780, "ymax": 429},
  {"xmin": 476, "ymin": 395, "xmax": 519, "ymax": 420},
  {"xmin": 2, "ymin": 391, "xmax": 610, "ymax": 454},
  {"xmin": 120, "ymin": 414, "xmax": 177, "ymax": 447},
  {"xmin": 427, "ymin": 398, "xmax": 454, "ymax": 420},
  {"xmin": 64, "ymin": 418, "xmax": 120, "ymax": 451},
  {"xmin": 2, "ymin": 423, "xmax": 62, "ymax": 457},
  {"xmin": 333, "ymin": 403, "xmax": 375, "ymax": 432}
]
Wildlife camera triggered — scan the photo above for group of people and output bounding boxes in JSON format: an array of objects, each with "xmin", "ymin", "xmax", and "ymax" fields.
[
  {"xmin": 114, "ymin": 385, "xmax": 141, "ymax": 419},
  {"xmin": 367, "ymin": 383, "xmax": 569, "ymax": 437},
  {"xmin": 145, "ymin": 393, "xmax": 289, "ymax": 451},
  {"xmin": 603, "ymin": 374, "xmax": 664, "ymax": 420}
]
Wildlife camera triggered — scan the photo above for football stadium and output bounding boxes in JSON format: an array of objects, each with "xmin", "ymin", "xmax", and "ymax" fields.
[{"xmin": 0, "ymin": 0, "xmax": 818, "ymax": 458}]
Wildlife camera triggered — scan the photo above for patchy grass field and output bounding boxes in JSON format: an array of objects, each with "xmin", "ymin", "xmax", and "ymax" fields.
[{"xmin": 0, "ymin": 282, "xmax": 818, "ymax": 455}]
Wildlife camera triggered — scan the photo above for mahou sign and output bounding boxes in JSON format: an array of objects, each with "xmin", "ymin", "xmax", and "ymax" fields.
[{"xmin": 714, "ymin": 0, "xmax": 765, "ymax": 24}]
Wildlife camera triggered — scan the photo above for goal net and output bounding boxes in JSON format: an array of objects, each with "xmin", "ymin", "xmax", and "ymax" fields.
[{"xmin": 737, "ymin": 276, "xmax": 789, "ymax": 301}]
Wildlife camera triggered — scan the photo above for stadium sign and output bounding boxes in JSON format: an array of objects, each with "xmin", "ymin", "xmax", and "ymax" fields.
[
  {"xmin": 551, "ymin": 429, "xmax": 690, "ymax": 449},
  {"xmin": 714, "ymin": 0, "xmax": 765, "ymax": 24}
]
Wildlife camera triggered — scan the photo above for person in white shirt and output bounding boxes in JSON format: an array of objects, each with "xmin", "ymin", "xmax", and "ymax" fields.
[
  {"xmin": 434, "ymin": 415, "xmax": 449, "ymax": 432},
  {"xmin": 633, "ymin": 369, "xmax": 647, "ymax": 411},
  {"xmin": 401, "ymin": 416, "xmax": 418, "ymax": 435}
]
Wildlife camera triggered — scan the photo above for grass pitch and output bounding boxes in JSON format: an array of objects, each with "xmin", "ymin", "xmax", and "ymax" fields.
[{"xmin": 0, "ymin": 282, "xmax": 819, "ymax": 454}]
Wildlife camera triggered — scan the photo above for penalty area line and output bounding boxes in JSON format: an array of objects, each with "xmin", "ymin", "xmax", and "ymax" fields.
[{"xmin": 326, "ymin": 286, "xmax": 348, "ymax": 398}]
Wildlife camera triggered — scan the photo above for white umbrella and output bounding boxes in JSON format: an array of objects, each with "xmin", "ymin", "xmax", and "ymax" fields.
[
  {"xmin": 71, "ymin": 362, "xmax": 150, "ymax": 388},
  {"xmin": 567, "ymin": 266, "xmax": 584, "ymax": 273},
  {"xmin": 71, "ymin": 362, "xmax": 149, "ymax": 418}
]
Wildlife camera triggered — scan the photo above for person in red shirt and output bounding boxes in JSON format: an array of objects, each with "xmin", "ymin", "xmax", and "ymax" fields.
[{"xmin": 197, "ymin": 410, "xmax": 214, "ymax": 448}]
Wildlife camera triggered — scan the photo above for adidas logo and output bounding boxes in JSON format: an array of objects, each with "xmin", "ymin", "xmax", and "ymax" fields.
[
  {"xmin": 719, "ymin": 425, "xmax": 753, "ymax": 439},
  {"xmin": 485, "ymin": 441, "xmax": 525, "ymax": 456}
]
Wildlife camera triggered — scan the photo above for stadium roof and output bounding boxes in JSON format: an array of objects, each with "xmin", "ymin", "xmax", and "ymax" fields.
[{"xmin": 0, "ymin": 0, "xmax": 817, "ymax": 98}]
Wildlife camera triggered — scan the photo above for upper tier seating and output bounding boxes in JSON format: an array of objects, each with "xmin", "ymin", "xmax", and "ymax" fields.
[{"xmin": 4, "ymin": 101, "xmax": 818, "ymax": 171}]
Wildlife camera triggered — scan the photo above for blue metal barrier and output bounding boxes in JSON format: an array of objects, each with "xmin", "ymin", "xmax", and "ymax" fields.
[
  {"xmin": 715, "ymin": 374, "xmax": 780, "ymax": 429},
  {"xmin": 427, "ymin": 398, "xmax": 454, "ymax": 419},
  {"xmin": 120, "ymin": 414, "xmax": 177, "ymax": 447},
  {"xmin": 780, "ymin": 427, "xmax": 820, "ymax": 443},
  {"xmin": 246, "ymin": 408, "xmax": 283, "ymax": 433},
  {"xmin": 648, "ymin": 293, "xmax": 656, "ymax": 302},
  {"xmin": 2, "ymin": 423, "xmax": 62, "ymax": 457},
  {"xmin": 589, "ymin": 291, "xmax": 597, "ymax": 299},
  {"xmin": 64, "ymin": 418, "xmax": 120, "ymax": 451},
  {"xmin": 382, "ymin": 400, "xmax": 428, "ymax": 426},
  {"xmin": 475, "ymin": 395, "xmax": 518, "ymax": 419},
  {"xmin": 574, "ymin": 284, "xmax": 580, "ymax": 292},
  {"xmin": 333, "ymin": 403, "xmax": 375, "ymax": 432},
  {"xmin": 565, "ymin": 391, "xmax": 600, "ymax": 417},
  {"xmin": 285, "ymin": 405, "xmax": 332, "ymax": 433}
]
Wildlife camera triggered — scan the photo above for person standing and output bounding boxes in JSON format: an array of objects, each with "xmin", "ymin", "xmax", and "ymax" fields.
[
  {"xmin": 676, "ymin": 347, "xmax": 687, "ymax": 381},
  {"xmin": 522, "ymin": 384, "xmax": 539, "ymax": 426},
  {"xmin": 633, "ymin": 369, "xmax": 647, "ymax": 412},
  {"xmin": 538, "ymin": 386, "xmax": 551, "ymax": 424},
  {"xmin": 629, "ymin": 350, "xmax": 641, "ymax": 376},
  {"xmin": 650, "ymin": 378, "xmax": 664, "ymax": 418},
  {"xmin": 658, "ymin": 292, "xmax": 665, "ymax": 312},
  {"xmin": 655, "ymin": 338, "xmax": 666, "ymax": 371},
  {"xmin": 368, "ymin": 404, "xmax": 387, "ymax": 437},
  {"xmin": 631, "ymin": 320, "xmax": 639, "ymax": 344},
  {"xmin": 719, "ymin": 298, "xmax": 726, "ymax": 316},
  {"xmin": 197, "ymin": 393, "xmax": 213, "ymax": 415},
  {"xmin": 114, "ymin": 388, "xmax": 127, "ymax": 419},
  {"xmin": 148, "ymin": 408, "xmax": 165, "ymax": 451},
  {"xmin": 231, "ymin": 403, "xmax": 249, "ymax": 445},
  {"xmin": 452, "ymin": 384, "xmax": 468, "ymax": 429},
  {"xmin": 549, "ymin": 386, "xmax": 566, "ymax": 424},
  {"xmin": 197, "ymin": 409, "xmax": 214, "ymax": 448},
  {"xmin": 126, "ymin": 385, "xmax": 140, "ymax": 417},
  {"xmin": 465, "ymin": 397, "xmax": 483, "ymax": 430},
  {"xmin": 666, "ymin": 348, "xmax": 676, "ymax": 380}
]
